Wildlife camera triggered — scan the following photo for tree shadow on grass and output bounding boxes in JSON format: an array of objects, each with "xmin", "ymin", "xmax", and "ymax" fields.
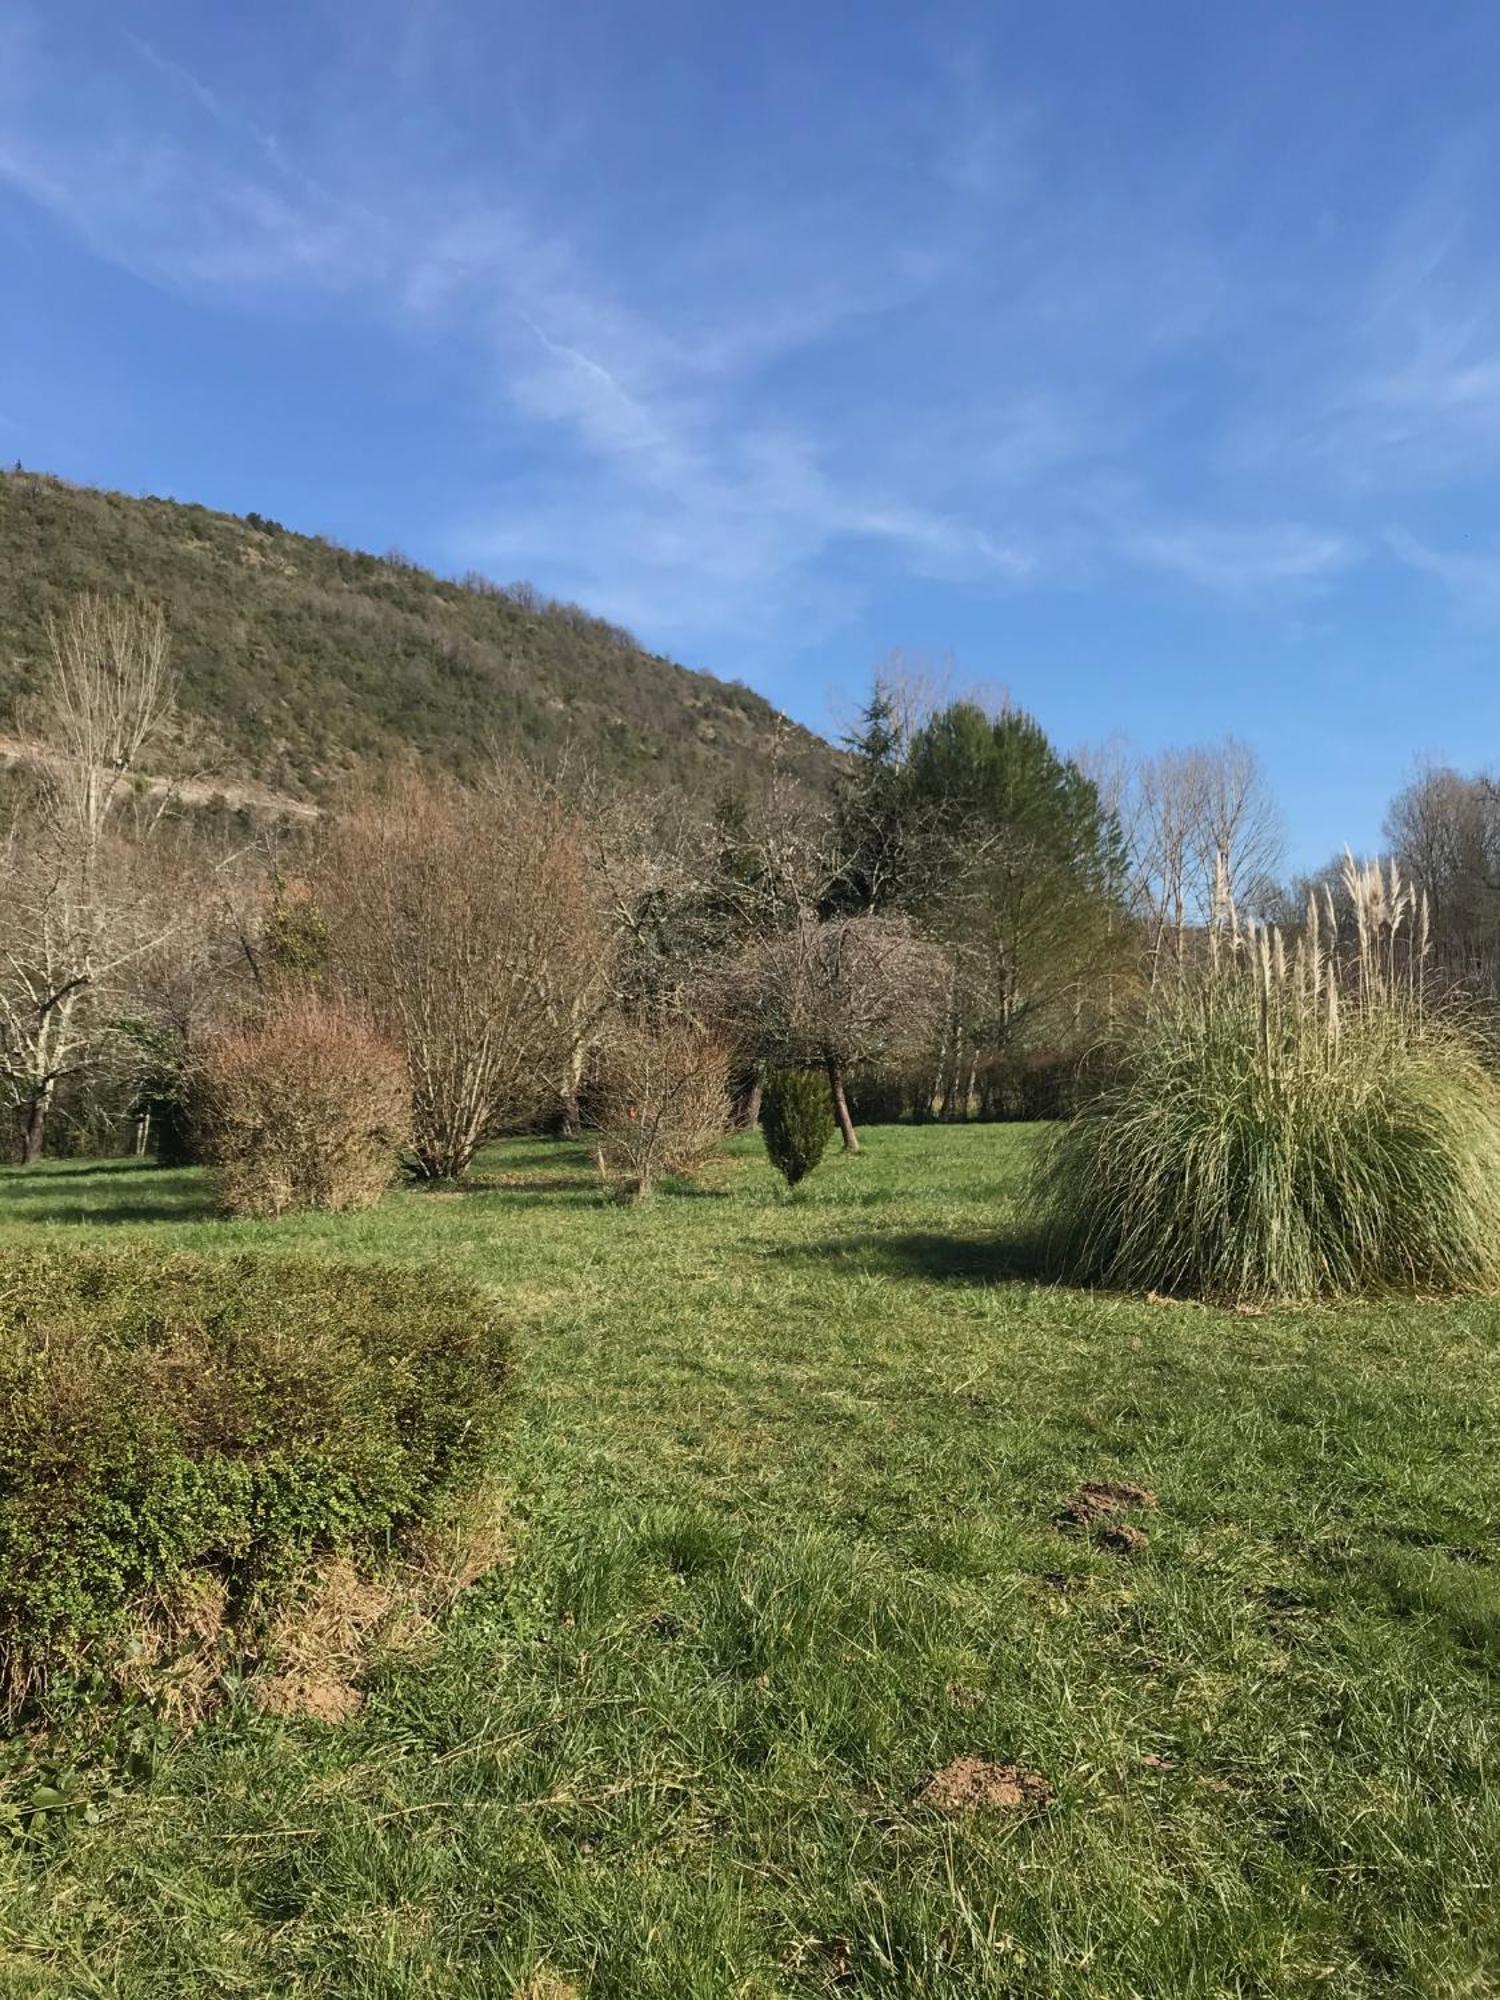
[
  {"xmin": 22, "ymin": 1200, "xmax": 222, "ymax": 1226},
  {"xmin": 775, "ymin": 1230, "xmax": 1049, "ymax": 1287},
  {"xmin": 407, "ymin": 1177, "xmax": 603, "ymax": 1217},
  {"xmin": 438, "ymin": 1173, "xmax": 595, "ymax": 1197},
  {"xmin": 0, "ymin": 1157, "xmax": 165, "ymax": 1181},
  {"xmin": 0, "ymin": 1170, "xmax": 219, "ymax": 1226}
]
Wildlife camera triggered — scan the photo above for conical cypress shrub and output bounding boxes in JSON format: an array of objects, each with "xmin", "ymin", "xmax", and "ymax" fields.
[{"xmin": 761, "ymin": 1068, "xmax": 834, "ymax": 1188}]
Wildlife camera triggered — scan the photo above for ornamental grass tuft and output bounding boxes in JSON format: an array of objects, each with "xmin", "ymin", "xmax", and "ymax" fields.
[{"xmin": 1034, "ymin": 855, "xmax": 1500, "ymax": 1303}]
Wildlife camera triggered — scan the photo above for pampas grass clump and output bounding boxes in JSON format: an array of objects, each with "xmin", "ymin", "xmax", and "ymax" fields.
[{"xmin": 1034, "ymin": 856, "xmax": 1500, "ymax": 1304}]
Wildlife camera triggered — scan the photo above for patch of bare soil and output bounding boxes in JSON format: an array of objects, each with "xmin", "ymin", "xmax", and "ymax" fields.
[
  {"xmin": 1036, "ymin": 1570, "xmax": 1089, "ymax": 1595},
  {"xmin": 252, "ymin": 1560, "xmax": 402, "ymax": 1723},
  {"xmin": 1055, "ymin": 1480, "xmax": 1158, "ymax": 1528},
  {"xmin": 1094, "ymin": 1521, "xmax": 1150, "ymax": 1556},
  {"xmin": 1053, "ymin": 1478, "xmax": 1157, "ymax": 1557},
  {"xmin": 256, "ymin": 1489, "xmax": 511, "ymax": 1722},
  {"xmin": 918, "ymin": 1757, "xmax": 1054, "ymax": 1815}
]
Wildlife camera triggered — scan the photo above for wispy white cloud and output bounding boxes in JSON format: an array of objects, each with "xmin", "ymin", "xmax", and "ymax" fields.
[
  {"xmin": 1348, "ymin": 327, "xmax": 1500, "ymax": 481},
  {"xmin": 1119, "ymin": 516, "xmax": 1357, "ymax": 595},
  {"xmin": 122, "ymin": 32, "xmax": 291, "ymax": 175},
  {"xmin": 1231, "ymin": 147, "xmax": 1500, "ymax": 493},
  {"xmin": 1387, "ymin": 527, "xmax": 1500, "ymax": 615},
  {"xmin": 0, "ymin": 121, "xmax": 382, "ymax": 297},
  {"xmin": 454, "ymin": 415, "xmax": 1036, "ymax": 652},
  {"xmin": 0, "ymin": 2, "xmax": 1388, "ymax": 647}
]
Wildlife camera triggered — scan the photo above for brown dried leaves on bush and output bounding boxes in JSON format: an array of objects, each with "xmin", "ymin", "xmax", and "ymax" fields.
[
  {"xmin": 112, "ymin": 1486, "xmax": 511, "ymax": 1728},
  {"xmin": 194, "ymin": 993, "xmax": 410, "ymax": 1217}
]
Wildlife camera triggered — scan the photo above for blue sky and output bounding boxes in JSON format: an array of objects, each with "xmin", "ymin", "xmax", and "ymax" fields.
[{"xmin": 3, "ymin": 0, "xmax": 1499, "ymax": 869}]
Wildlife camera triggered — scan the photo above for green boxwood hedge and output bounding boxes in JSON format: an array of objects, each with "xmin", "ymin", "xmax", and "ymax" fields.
[{"xmin": 0, "ymin": 1248, "xmax": 512, "ymax": 1709}]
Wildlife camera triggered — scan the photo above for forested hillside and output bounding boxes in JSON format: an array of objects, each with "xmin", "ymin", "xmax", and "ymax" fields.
[{"xmin": 0, "ymin": 470, "xmax": 832, "ymax": 803}]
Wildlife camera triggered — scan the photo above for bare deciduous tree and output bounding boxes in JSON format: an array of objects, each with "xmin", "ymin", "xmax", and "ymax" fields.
[
  {"xmin": 116, "ymin": 827, "xmax": 272, "ymax": 1158},
  {"xmin": 578, "ymin": 741, "xmax": 835, "ymax": 1127},
  {"xmin": 1121, "ymin": 739, "xmax": 1283, "ymax": 982},
  {"xmin": 1384, "ymin": 764, "xmax": 1500, "ymax": 982},
  {"xmin": 319, "ymin": 771, "xmax": 610, "ymax": 1180},
  {"xmin": 30, "ymin": 595, "xmax": 175, "ymax": 852},
  {"xmin": 726, "ymin": 913, "xmax": 948, "ymax": 1153},
  {"xmin": 0, "ymin": 596, "xmax": 179, "ymax": 1159}
]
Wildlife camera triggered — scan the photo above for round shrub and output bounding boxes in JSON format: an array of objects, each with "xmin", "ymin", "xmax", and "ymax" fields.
[
  {"xmin": 761, "ymin": 1068, "xmax": 834, "ymax": 1187},
  {"xmin": 0, "ymin": 1248, "xmax": 512, "ymax": 1712},
  {"xmin": 1032, "ymin": 977, "xmax": 1500, "ymax": 1304},
  {"xmin": 195, "ymin": 994, "xmax": 410, "ymax": 1217}
]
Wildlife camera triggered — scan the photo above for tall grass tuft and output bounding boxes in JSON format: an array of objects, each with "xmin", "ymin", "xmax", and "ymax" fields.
[{"xmin": 1034, "ymin": 854, "xmax": 1500, "ymax": 1303}]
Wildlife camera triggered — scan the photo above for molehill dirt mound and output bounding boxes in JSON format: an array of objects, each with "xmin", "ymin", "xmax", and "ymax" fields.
[
  {"xmin": 1053, "ymin": 1477, "xmax": 1158, "ymax": 1556},
  {"xmin": 1093, "ymin": 1521, "xmax": 1150, "ymax": 1556},
  {"xmin": 918, "ymin": 1758, "xmax": 1054, "ymax": 1815},
  {"xmin": 1055, "ymin": 1479, "xmax": 1158, "ymax": 1527}
]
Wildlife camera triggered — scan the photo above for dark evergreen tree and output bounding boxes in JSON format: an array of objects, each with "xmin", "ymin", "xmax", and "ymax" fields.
[
  {"xmin": 761, "ymin": 1067, "xmax": 834, "ymax": 1186},
  {"xmin": 902, "ymin": 702, "xmax": 1123, "ymax": 1111},
  {"xmin": 826, "ymin": 687, "xmax": 913, "ymax": 917}
]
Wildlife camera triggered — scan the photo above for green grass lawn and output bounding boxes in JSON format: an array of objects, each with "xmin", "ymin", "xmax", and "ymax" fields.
[{"xmin": 1, "ymin": 1125, "xmax": 1498, "ymax": 1998}]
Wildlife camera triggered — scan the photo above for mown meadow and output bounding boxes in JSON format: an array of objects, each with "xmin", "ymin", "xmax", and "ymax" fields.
[{"xmin": 2, "ymin": 1124, "xmax": 1497, "ymax": 1998}]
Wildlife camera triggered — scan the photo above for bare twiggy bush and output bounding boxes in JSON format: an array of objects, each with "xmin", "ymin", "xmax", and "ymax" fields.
[
  {"xmin": 319, "ymin": 773, "xmax": 610, "ymax": 1179},
  {"xmin": 592, "ymin": 1016, "xmax": 732, "ymax": 1202},
  {"xmin": 195, "ymin": 994, "xmax": 410, "ymax": 1217}
]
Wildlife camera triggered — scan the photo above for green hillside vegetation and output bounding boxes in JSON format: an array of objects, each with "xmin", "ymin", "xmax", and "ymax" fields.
[{"xmin": 0, "ymin": 469, "xmax": 833, "ymax": 802}]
